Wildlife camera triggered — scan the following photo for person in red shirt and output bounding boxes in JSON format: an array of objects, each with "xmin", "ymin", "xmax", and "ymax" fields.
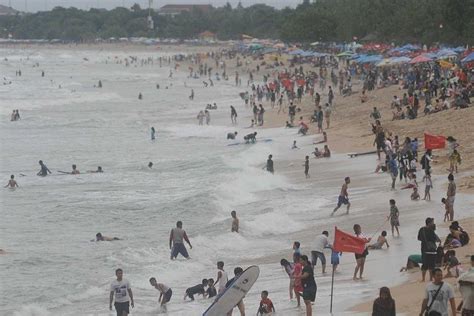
[
  {"xmin": 293, "ymin": 253, "xmax": 303, "ymax": 308},
  {"xmin": 258, "ymin": 290, "xmax": 275, "ymax": 315}
]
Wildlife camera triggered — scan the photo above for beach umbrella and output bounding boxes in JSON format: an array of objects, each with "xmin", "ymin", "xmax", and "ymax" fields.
[
  {"xmin": 461, "ymin": 52, "xmax": 474, "ymax": 63},
  {"xmin": 409, "ymin": 55, "xmax": 432, "ymax": 64}
]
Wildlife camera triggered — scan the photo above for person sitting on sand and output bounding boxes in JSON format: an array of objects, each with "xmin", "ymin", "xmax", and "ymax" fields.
[
  {"xmin": 368, "ymin": 231, "xmax": 389, "ymax": 249},
  {"xmin": 322, "ymin": 145, "xmax": 331, "ymax": 158},
  {"xmin": 94, "ymin": 232, "xmax": 120, "ymax": 241},
  {"xmin": 5, "ymin": 175, "xmax": 19, "ymax": 188},
  {"xmin": 312, "ymin": 147, "xmax": 322, "ymax": 158},
  {"xmin": 411, "ymin": 187, "xmax": 420, "ymax": 200},
  {"xmin": 314, "ymin": 131, "xmax": 327, "ymax": 144},
  {"xmin": 298, "ymin": 119, "xmax": 309, "ymax": 136},
  {"xmin": 401, "ymin": 174, "xmax": 418, "ymax": 189}
]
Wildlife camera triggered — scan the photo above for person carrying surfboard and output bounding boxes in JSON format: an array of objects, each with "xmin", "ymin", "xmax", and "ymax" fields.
[
  {"xmin": 169, "ymin": 221, "xmax": 192, "ymax": 260},
  {"xmin": 225, "ymin": 267, "xmax": 245, "ymax": 316}
]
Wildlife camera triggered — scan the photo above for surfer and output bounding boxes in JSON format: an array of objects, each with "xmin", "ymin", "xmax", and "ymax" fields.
[
  {"xmin": 231, "ymin": 211, "xmax": 239, "ymax": 233},
  {"xmin": 244, "ymin": 132, "xmax": 257, "ymax": 144},
  {"xmin": 109, "ymin": 268, "xmax": 134, "ymax": 316},
  {"xmin": 169, "ymin": 221, "xmax": 192, "ymax": 260},
  {"xmin": 184, "ymin": 279, "xmax": 208, "ymax": 301},
  {"xmin": 331, "ymin": 177, "xmax": 351, "ymax": 216},
  {"xmin": 227, "ymin": 132, "xmax": 238, "ymax": 140},
  {"xmin": 5, "ymin": 175, "xmax": 19, "ymax": 188},
  {"xmin": 37, "ymin": 160, "xmax": 51, "ymax": 176},
  {"xmin": 215, "ymin": 261, "xmax": 228, "ymax": 294},
  {"xmin": 149, "ymin": 277, "xmax": 172, "ymax": 312},
  {"xmin": 225, "ymin": 267, "xmax": 245, "ymax": 316},
  {"xmin": 94, "ymin": 233, "xmax": 120, "ymax": 242}
]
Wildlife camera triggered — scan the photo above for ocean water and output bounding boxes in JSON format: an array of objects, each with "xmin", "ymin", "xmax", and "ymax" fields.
[{"xmin": 1, "ymin": 47, "xmax": 472, "ymax": 316}]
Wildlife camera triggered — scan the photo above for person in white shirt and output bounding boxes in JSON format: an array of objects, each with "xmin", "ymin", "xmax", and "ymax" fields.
[
  {"xmin": 311, "ymin": 231, "xmax": 331, "ymax": 274},
  {"xmin": 419, "ymin": 268, "xmax": 456, "ymax": 316},
  {"xmin": 109, "ymin": 268, "xmax": 134, "ymax": 316},
  {"xmin": 215, "ymin": 261, "xmax": 228, "ymax": 294}
]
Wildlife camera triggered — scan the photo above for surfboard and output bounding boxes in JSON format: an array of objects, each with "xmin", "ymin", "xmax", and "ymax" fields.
[
  {"xmin": 202, "ymin": 265, "xmax": 259, "ymax": 316},
  {"xmin": 227, "ymin": 139, "xmax": 273, "ymax": 146},
  {"xmin": 347, "ymin": 150, "xmax": 377, "ymax": 158}
]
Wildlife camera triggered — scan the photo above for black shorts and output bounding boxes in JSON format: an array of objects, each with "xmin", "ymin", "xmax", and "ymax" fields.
[
  {"xmin": 421, "ymin": 253, "xmax": 436, "ymax": 271},
  {"xmin": 355, "ymin": 248, "xmax": 369, "ymax": 259},
  {"xmin": 114, "ymin": 301, "xmax": 130, "ymax": 316},
  {"xmin": 302, "ymin": 285, "xmax": 317, "ymax": 302},
  {"xmin": 162, "ymin": 289, "xmax": 172, "ymax": 303}
]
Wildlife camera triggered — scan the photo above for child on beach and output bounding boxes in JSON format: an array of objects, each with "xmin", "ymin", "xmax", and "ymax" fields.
[
  {"xmin": 183, "ymin": 279, "xmax": 208, "ymax": 301},
  {"xmin": 257, "ymin": 290, "xmax": 275, "ymax": 315},
  {"xmin": 411, "ymin": 187, "xmax": 420, "ymax": 200},
  {"xmin": 388, "ymin": 199, "xmax": 400, "ymax": 237},
  {"xmin": 206, "ymin": 279, "xmax": 217, "ymax": 298},
  {"xmin": 280, "ymin": 259, "xmax": 295, "ymax": 300},
  {"xmin": 304, "ymin": 156, "xmax": 310, "ymax": 178},
  {"xmin": 331, "ymin": 250, "xmax": 341, "ymax": 272},
  {"xmin": 368, "ymin": 231, "xmax": 390, "ymax": 249},
  {"xmin": 149, "ymin": 277, "xmax": 172, "ymax": 312},
  {"xmin": 293, "ymin": 241, "xmax": 301, "ymax": 258},
  {"xmin": 441, "ymin": 198, "xmax": 450, "ymax": 222},
  {"xmin": 422, "ymin": 170, "xmax": 433, "ymax": 200},
  {"xmin": 293, "ymin": 254, "xmax": 303, "ymax": 307},
  {"xmin": 443, "ymin": 250, "xmax": 463, "ymax": 278}
]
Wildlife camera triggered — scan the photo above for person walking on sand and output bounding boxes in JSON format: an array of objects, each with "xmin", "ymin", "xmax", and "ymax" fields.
[
  {"xmin": 417, "ymin": 217, "xmax": 441, "ymax": 282},
  {"xmin": 5, "ymin": 175, "xmax": 19, "ymax": 188},
  {"xmin": 419, "ymin": 268, "xmax": 456, "ymax": 316},
  {"xmin": 231, "ymin": 210, "xmax": 239, "ymax": 233},
  {"xmin": 446, "ymin": 174, "xmax": 456, "ymax": 221},
  {"xmin": 353, "ymin": 224, "xmax": 371, "ymax": 280},
  {"xmin": 109, "ymin": 268, "xmax": 134, "ymax": 316},
  {"xmin": 331, "ymin": 177, "xmax": 351, "ymax": 216},
  {"xmin": 215, "ymin": 261, "xmax": 228, "ymax": 294},
  {"xmin": 149, "ymin": 277, "xmax": 172, "ymax": 312},
  {"xmin": 169, "ymin": 221, "xmax": 193, "ymax": 260},
  {"xmin": 388, "ymin": 199, "xmax": 400, "ymax": 237}
]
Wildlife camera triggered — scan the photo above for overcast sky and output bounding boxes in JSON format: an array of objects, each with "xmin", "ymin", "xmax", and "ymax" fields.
[{"xmin": 2, "ymin": 0, "xmax": 301, "ymax": 12}]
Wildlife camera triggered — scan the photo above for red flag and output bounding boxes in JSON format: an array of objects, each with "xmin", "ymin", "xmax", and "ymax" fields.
[
  {"xmin": 424, "ymin": 133, "xmax": 446, "ymax": 150},
  {"xmin": 333, "ymin": 227, "xmax": 367, "ymax": 254}
]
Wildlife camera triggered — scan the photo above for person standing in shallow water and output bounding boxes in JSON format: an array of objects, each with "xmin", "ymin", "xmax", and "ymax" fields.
[
  {"xmin": 266, "ymin": 155, "xmax": 274, "ymax": 174},
  {"xmin": 169, "ymin": 221, "xmax": 192, "ymax": 260},
  {"xmin": 231, "ymin": 210, "xmax": 239, "ymax": 232},
  {"xmin": 37, "ymin": 160, "xmax": 51, "ymax": 176},
  {"xmin": 5, "ymin": 175, "xmax": 19, "ymax": 188},
  {"xmin": 151, "ymin": 127, "xmax": 156, "ymax": 140}
]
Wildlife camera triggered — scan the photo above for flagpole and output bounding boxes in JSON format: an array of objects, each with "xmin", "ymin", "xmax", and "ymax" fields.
[{"xmin": 330, "ymin": 263, "xmax": 335, "ymax": 314}]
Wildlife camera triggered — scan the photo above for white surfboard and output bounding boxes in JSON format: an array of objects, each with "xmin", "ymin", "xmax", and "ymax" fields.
[{"xmin": 203, "ymin": 265, "xmax": 260, "ymax": 316}]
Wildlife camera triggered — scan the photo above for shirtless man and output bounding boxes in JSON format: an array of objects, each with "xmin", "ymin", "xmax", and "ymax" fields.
[
  {"xmin": 5, "ymin": 175, "xmax": 19, "ymax": 188},
  {"xmin": 331, "ymin": 177, "xmax": 351, "ymax": 216},
  {"xmin": 231, "ymin": 210, "xmax": 239, "ymax": 233},
  {"xmin": 169, "ymin": 221, "xmax": 192, "ymax": 260},
  {"xmin": 149, "ymin": 277, "xmax": 172, "ymax": 312}
]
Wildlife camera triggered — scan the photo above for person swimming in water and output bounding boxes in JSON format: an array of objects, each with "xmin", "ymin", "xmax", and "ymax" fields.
[
  {"xmin": 37, "ymin": 160, "xmax": 52, "ymax": 176},
  {"xmin": 148, "ymin": 162, "xmax": 153, "ymax": 169},
  {"xmin": 93, "ymin": 233, "xmax": 120, "ymax": 241},
  {"xmin": 5, "ymin": 175, "xmax": 19, "ymax": 188},
  {"xmin": 87, "ymin": 166, "xmax": 103, "ymax": 173},
  {"xmin": 71, "ymin": 164, "xmax": 80, "ymax": 174}
]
